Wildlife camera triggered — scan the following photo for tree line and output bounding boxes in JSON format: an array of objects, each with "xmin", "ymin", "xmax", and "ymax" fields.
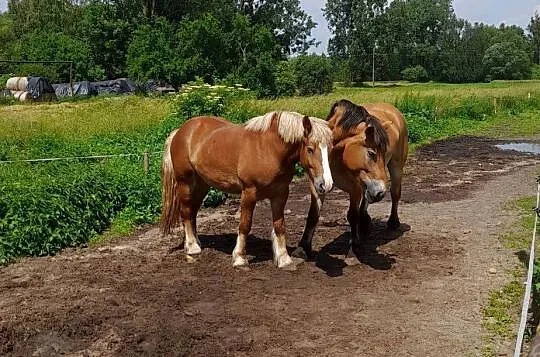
[
  {"xmin": 326, "ymin": 0, "xmax": 540, "ymax": 83},
  {"xmin": 0, "ymin": 0, "xmax": 333, "ymax": 97},
  {"xmin": 0, "ymin": 0, "xmax": 539, "ymax": 97}
]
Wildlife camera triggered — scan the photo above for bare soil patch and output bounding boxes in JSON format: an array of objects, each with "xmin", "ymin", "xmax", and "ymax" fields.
[{"xmin": 1, "ymin": 136, "xmax": 539, "ymax": 356}]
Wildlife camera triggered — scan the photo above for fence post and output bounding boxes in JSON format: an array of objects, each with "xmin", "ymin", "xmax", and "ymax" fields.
[
  {"xmin": 493, "ymin": 98, "xmax": 497, "ymax": 114},
  {"xmin": 143, "ymin": 152, "xmax": 149, "ymax": 174}
]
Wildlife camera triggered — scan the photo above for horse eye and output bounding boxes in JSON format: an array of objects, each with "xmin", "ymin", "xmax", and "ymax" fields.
[
  {"xmin": 368, "ymin": 150, "xmax": 376, "ymax": 160},
  {"xmin": 307, "ymin": 147, "xmax": 314, "ymax": 155}
]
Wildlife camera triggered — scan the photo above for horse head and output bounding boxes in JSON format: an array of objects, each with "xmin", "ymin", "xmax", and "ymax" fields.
[
  {"xmin": 326, "ymin": 100, "xmax": 389, "ymax": 203},
  {"xmin": 299, "ymin": 115, "xmax": 333, "ymax": 195}
]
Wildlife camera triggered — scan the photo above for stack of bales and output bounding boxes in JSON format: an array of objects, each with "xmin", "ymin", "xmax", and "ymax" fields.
[{"xmin": 6, "ymin": 77, "xmax": 31, "ymax": 102}]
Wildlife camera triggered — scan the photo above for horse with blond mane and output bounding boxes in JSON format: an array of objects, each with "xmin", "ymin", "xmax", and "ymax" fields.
[
  {"xmin": 161, "ymin": 111, "xmax": 333, "ymax": 269},
  {"xmin": 293, "ymin": 100, "xmax": 408, "ymax": 264}
]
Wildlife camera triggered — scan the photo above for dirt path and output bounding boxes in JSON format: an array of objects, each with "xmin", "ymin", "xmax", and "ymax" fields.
[{"xmin": 1, "ymin": 137, "xmax": 539, "ymax": 356}]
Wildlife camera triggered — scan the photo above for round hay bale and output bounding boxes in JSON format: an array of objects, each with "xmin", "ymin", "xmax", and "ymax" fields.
[
  {"xmin": 6, "ymin": 77, "xmax": 28, "ymax": 91},
  {"xmin": 17, "ymin": 77, "xmax": 29, "ymax": 91},
  {"xmin": 11, "ymin": 91, "xmax": 31, "ymax": 102},
  {"xmin": 19, "ymin": 91, "xmax": 31, "ymax": 102}
]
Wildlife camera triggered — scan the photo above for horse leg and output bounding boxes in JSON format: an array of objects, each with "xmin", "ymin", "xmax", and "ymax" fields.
[
  {"xmin": 345, "ymin": 192, "xmax": 362, "ymax": 265},
  {"xmin": 177, "ymin": 181, "xmax": 202, "ymax": 255},
  {"xmin": 387, "ymin": 161, "xmax": 403, "ymax": 230},
  {"xmin": 358, "ymin": 196, "xmax": 371, "ymax": 235},
  {"xmin": 189, "ymin": 177, "xmax": 210, "ymax": 247},
  {"xmin": 232, "ymin": 188, "xmax": 256, "ymax": 267},
  {"xmin": 292, "ymin": 184, "xmax": 324, "ymax": 260},
  {"xmin": 270, "ymin": 188, "xmax": 294, "ymax": 269}
]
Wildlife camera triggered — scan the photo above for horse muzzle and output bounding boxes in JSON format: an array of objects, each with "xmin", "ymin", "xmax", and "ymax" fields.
[
  {"xmin": 365, "ymin": 179, "xmax": 386, "ymax": 203},
  {"xmin": 314, "ymin": 176, "xmax": 333, "ymax": 195}
]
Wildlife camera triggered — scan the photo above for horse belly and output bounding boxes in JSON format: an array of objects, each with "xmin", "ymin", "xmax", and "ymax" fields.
[{"xmin": 191, "ymin": 135, "xmax": 243, "ymax": 194}]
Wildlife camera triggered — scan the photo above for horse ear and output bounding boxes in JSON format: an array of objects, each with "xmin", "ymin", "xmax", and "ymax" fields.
[
  {"xmin": 365, "ymin": 124, "xmax": 375, "ymax": 144},
  {"xmin": 303, "ymin": 116, "xmax": 312, "ymax": 138},
  {"xmin": 359, "ymin": 105, "xmax": 370, "ymax": 120}
]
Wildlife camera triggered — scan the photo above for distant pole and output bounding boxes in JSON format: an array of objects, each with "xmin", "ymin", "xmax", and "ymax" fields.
[
  {"xmin": 372, "ymin": 45, "xmax": 375, "ymax": 88},
  {"xmin": 69, "ymin": 62, "xmax": 74, "ymax": 97}
]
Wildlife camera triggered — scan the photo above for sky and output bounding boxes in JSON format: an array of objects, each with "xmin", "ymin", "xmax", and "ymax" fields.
[{"xmin": 0, "ymin": 0, "xmax": 539, "ymax": 54}]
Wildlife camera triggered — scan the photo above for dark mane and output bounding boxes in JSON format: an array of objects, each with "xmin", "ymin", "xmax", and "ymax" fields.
[{"xmin": 327, "ymin": 99, "xmax": 388, "ymax": 152}]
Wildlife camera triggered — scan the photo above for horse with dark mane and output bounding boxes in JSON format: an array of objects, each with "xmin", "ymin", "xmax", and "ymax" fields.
[
  {"xmin": 293, "ymin": 99, "xmax": 408, "ymax": 264},
  {"xmin": 161, "ymin": 111, "xmax": 333, "ymax": 269}
]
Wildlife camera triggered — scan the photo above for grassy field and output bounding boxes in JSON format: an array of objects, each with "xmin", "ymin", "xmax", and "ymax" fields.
[
  {"xmin": 244, "ymin": 80, "xmax": 540, "ymax": 118},
  {"xmin": 0, "ymin": 96, "xmax": 171, "ymax": 141},
  {"xmin": 1, "ymin": 80, "xmax": 538, "ymax": 143}
]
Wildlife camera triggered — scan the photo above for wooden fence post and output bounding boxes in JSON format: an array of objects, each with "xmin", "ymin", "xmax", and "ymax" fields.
[
  {"xmin": 493, "ymin": 98, "xmax": 497, "ymax": 114},
  {"xmin": 143, "ymin": 152, "xmax": 149, "ymax": 174}
]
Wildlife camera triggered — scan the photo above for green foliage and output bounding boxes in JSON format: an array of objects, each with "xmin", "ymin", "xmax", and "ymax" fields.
[
  {"xmin": 126, "ymin": 19, "xmax": 177, "ymax": 85},
  {"xmin": 18, "ymin": 32, "xmax": 101, "ymax": 82},
  {"xmin": 203, "ymin": 188, "xmax": 228, "ymax": 208},
  {"xmin": 532, "ymin": 65, "xmax": 540, "ymax": 80},
  {"xmin": 0, "ymin": 159, "xmax": 161, "ymax": 265},
  {"xmin": 483, "ymin": 42, "xmax": 532, "ymax": 80},
  {"xmin": 290, "ymin": 55, "xmax": 333, "ymax": 96},
  {"xmin": 171, "ymin": 79, "xmax": 253, "ymax": 120},
  {"xmin": 401, "ymin": 65, "xmax": 429, "ymax": 82},
  {"xmin": 274, "ymin": 61, "xmax": 296, "ymax": 97}
]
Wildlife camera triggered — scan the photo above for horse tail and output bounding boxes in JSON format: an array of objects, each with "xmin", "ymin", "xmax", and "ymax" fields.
[{"xmin": 161, "ymin": 129, "xmax": 180, "ymax": 235}]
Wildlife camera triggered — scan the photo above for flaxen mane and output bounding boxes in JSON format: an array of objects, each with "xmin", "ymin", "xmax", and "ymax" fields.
[
  {"xmin": 327, "ymin": 99, "xmax": 388, "ymax": 151},
  {"xmin": 245, "ymin": 111, "xmax": 332, "ymax": 146}
]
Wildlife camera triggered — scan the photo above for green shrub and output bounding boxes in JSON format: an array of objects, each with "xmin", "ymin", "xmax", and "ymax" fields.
[
  {"xmin": 401, "ymin": 65, "xmax": 429, "ymax": 82},
  {"xmin": 291, "ymin": 55, "xmax": 333, "ymax": 96},
  {"xmin": 396, "ymin": 95, "xmax": 439, "ymax": 143},
  {"xmin": 483, "ymin": 42, "xmax": 532, "ymax": 80},
  {"xmin": 275, "ymin": 61, "xmax": 296, "ymax": 97},
  {"xmin": 0, "ymin": 159, "xmax": 160, "ymax": 264},
  {"xmin": 171, "ymin": 78, "xmax": 253, "ymax": 120},
  {"xmin": 448, "ymin": 97, "xmax": 493, "ymax": 120}
]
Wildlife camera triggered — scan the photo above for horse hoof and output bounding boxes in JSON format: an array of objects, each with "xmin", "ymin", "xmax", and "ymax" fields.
[
  {"xmin": 344, "ymin": 246, "xmax": 361, "ymax": 266},
  {"xmin": 232, "ymin": 255, "xmax": 249, "ymax": 268},
  {"xmin": 291, "ymin": 247, "xmax": 309, "ymax": 261},
  {"xmin": 387, "ymin": 218, "xmax": 400, "ymax": 230},
  {"xmin": 185, "ymin": 244, "xmax": 202, "ymax": 255},
  {"xmin": 280, "ymin": 260, "xmax": 298, "ymax": 271}
]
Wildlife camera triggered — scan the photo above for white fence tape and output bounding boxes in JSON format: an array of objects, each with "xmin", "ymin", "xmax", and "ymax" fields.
[{"xmin": 0, "ymin": 151, "xmax": 164, "ymax": 164}]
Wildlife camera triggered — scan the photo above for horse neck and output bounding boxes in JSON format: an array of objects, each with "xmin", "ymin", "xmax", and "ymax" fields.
[{"xmin": 264, "ymin": 124, "xmax": 302, "ymax": 167}]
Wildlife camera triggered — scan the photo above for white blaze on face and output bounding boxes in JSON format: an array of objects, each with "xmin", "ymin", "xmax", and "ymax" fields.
[{"xmin": 320, "ymin": 144, "xmax": 333, "ymax": 191}]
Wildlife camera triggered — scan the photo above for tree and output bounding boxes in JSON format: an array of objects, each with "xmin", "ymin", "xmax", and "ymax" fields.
[
  {"xmin": 528, "ymin": 12, "xmax": 540, "ymax": 64},
  {"xmin": 175, "ymin": 14, "xmax": 228, "ymax": 84},
  {"xmin": 483, "ymin": 42, "xmax": 532, "ymax": 80},
  {"xmin": 325, "ymin": 0, "xmax": 386, "ymax": 82},
  {"xmin": 7, "ymin": 0, "xmax": 82, "ymax": 37},
  {"xmin": 126, "ymin": 19, "xmax": 177, "ymax": 85},
  {"xmin": 80, "ymin": 0, "xmax": 143, "ymax": 79},
  {"xmin": 18, "ymin": 32, "xmax": 102, "ymax": 81},
  {"xmin": 238, "ymin": 0, "xmax": 316, "ymax": 56}
]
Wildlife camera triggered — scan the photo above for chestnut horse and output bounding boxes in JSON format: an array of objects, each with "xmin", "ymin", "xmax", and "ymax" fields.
[
  {"xmin": 293, "ymin": 100, "xmax": 408, "ymax": 264},
  {"xmin": 161, "ymin": 112, "xmax": 333, "ymax": 269}
]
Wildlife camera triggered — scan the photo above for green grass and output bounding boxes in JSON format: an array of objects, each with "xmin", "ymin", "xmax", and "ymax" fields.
[
  {"xmin": 242, "ymin": 80, "xmax": 540, "ymax": 119},
  {"xmin": 0, "ymin": 95, "xmax": 171, "ymax": 141},
  {"xmin": 482, "ymin": 194, "xmax": 540, "ymax": 356}
]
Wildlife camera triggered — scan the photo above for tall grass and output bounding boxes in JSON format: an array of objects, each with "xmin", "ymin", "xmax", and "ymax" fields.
[{"xmin": 0, "ymin": 96, "xmax": 171, "ymax": 141}]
